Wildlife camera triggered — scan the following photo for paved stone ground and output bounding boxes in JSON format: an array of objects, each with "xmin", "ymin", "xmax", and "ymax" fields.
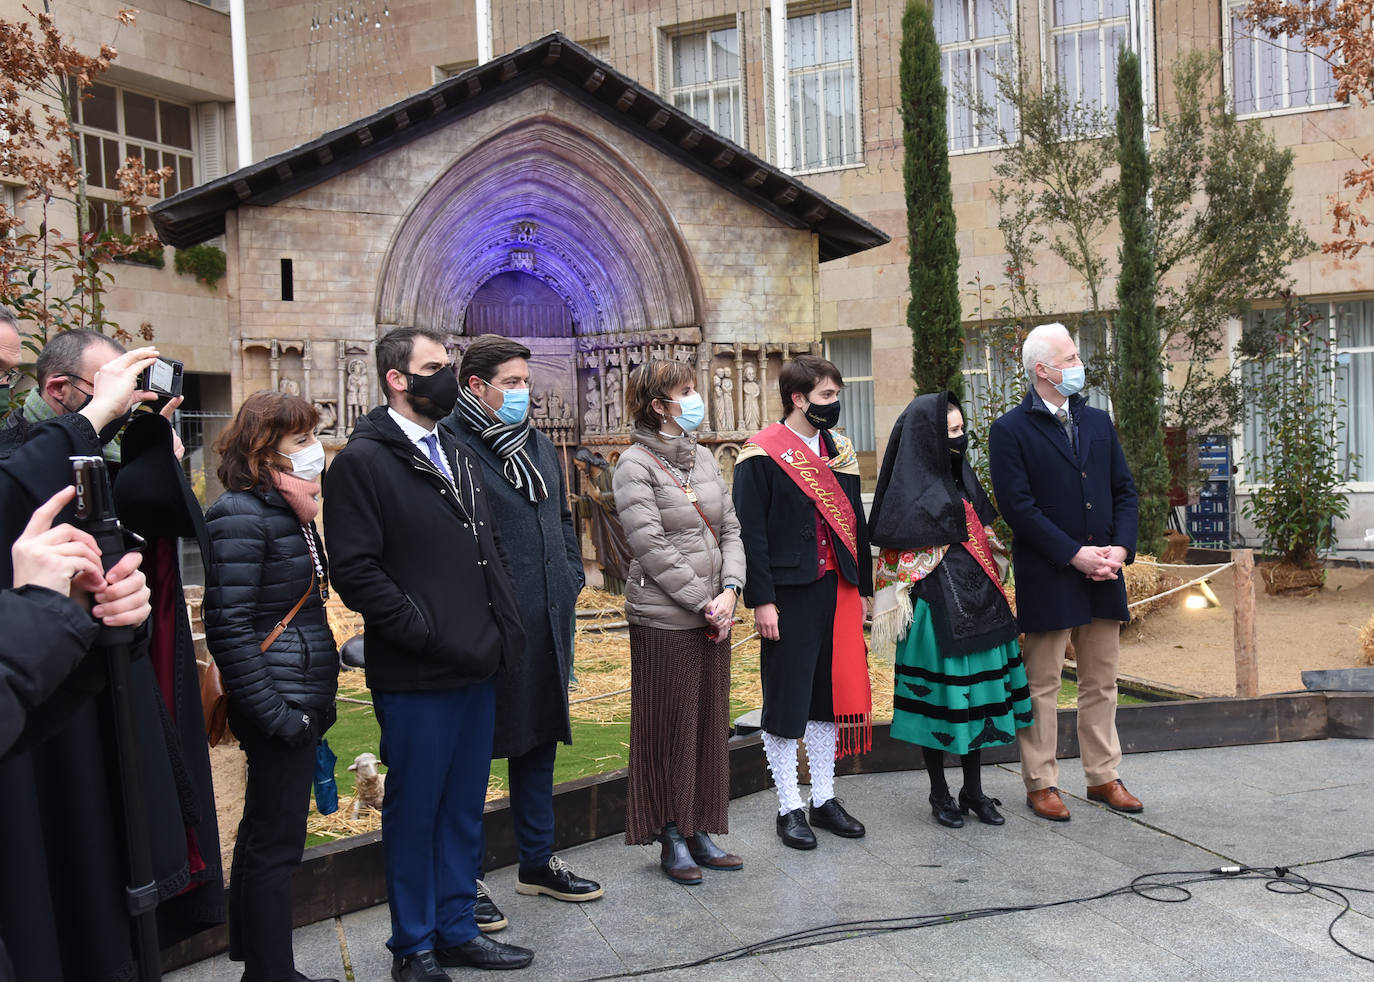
[{"xmin": 169, "ymin": 739, "xmax": 1374, "ymax": 982}]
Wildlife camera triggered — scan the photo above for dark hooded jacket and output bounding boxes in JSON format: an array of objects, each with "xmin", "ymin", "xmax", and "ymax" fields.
[
  {"xmin": 870, "ymin": 392, "xmax": 1017, "ymax": 657},
  {"xmin": 323, "ymin": 405, "xmax": 524, "ymax": 692}
]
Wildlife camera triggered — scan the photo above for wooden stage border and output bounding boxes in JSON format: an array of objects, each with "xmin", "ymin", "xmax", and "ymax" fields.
[{"xmin": 164, "ymin": 690, "xmax": 1373, "ymax": 970}]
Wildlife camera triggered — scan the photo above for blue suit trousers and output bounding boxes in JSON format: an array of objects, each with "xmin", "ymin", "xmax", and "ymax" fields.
[{"xmin": 373, "ymin": 682, "xmax": 495, "ymax": 956}]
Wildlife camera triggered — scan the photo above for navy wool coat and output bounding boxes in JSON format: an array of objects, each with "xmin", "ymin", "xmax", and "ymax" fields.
[
  {"xmin": 442, "ymin": 416, "xmax": 584, "ymax": 759},
  {"xmin": 988, "ymin": 390, "xmax": 1139, "ymax": 634}
]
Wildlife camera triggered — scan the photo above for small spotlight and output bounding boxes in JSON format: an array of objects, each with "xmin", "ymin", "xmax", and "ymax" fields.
[{"xmin": 1184, "ymin": 581, "xmax": 1220, "ymax": 610}]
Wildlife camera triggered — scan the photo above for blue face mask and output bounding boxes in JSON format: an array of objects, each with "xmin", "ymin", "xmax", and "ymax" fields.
[
  {"xmin": 1053, "ymin": 365, "xmax": 1086, "ymax": 398},
  {"xmin": 667, "ymin": 392, "xmax": 705, "ymax": 432},
  {"xmin": 484, "ymin": 381, "xmax": 529, "ymax": 424}
]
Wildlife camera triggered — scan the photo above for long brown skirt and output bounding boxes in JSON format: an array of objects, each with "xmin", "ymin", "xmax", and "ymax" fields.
[{"xmin": 624, "ymin": 624, "xmax": 732, "ymax": 845}]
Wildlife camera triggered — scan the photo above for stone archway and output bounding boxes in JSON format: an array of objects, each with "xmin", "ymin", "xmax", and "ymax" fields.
[{"xmin": 374, "ymin": 114, "xmax": 703, "ymax": 338}]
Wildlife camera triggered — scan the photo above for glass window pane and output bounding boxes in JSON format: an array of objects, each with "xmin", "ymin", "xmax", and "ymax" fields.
[
  {"xmin": 1055, "ymin": 0, "xmax": 1087, "ymax": 28},
  {"xmin": 711, "ymin": 27, "xmax": 739, "ymax": 80},
  {"xmin": 83, "ymin": 133, "xmax": 104, "ymax": 187},
  {"xmin": 802, "ymin": 73, "xmax": 822, "ymax": 167},
  {"xmin": 789, "ymin": 14, "xmax": 817, "ymax": 69},
  {"xmin": 124, "ymin": 91, "xmax": 157, "ymax": 141},
  {"xmin": 973, "ymin": 0, "xmax": 1009, "ymax": 38},
  {"xmin": 824, "ymin": 69, "xmax": 844, "ymax": 165},
  {"xmin": 934, "ymin": 0, "xmax": 968, "ymax": 44},
  {"xmin": 180, "ymin": 155, "xmax": 194, "ymax": 191},
  {"xmin": 1255, "ymin": 28, "xmax": 1284, "ymax": 111},
  {"xmin": 102, "ymin": 137, "xmax": 121, "ymax": 190},
  {"xmin": 842, "ymin": 68, "xmax": 856, "ymax": 163},
  {"xmin": 673, "ymin": 32, "xmax": 707, "ymax": 87},
  {"xmin": 821, "ymin": 7, "xmax": 852, "ymax": 64},
  {"xmin": 1055, "ymin": 37, "xmax": 1078, "ymax": 104},
  {"xmin": 1232, "ymin": 22, "xmax": 1257, "ymax": 113},
  {"xmin": 946, "ymin": 51, "xmax": 972, "ymax": 148},
  {"xmin": 1102, "ymin": 0, "xmax": 1129, "ymax": 19},
  {"xmin": 976, "ymin": 46, "xmax": 1002, "ymax": 145},
  {"xmin": 160, "ymin": 101, "xmax": 193, "ymax": 149},
  {"xmin": 1079, "ymin": 30, "xmax": 1101, "ymax": 109},
  {"xmin": 84, "ymin": 83, "xmax": 118, "ymax": 132}
]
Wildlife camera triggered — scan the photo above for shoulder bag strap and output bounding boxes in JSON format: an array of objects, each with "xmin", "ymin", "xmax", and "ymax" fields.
[
  {"xmin": 259, "ymin": 565, "xmax": 317, "ymax": 652},
  {"xmin": 642, "ymin": 451, "xmax": 718, "ymax": 543}
]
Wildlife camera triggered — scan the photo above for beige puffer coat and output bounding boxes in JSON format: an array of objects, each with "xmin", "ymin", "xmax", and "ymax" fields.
[{"xmin": 612, "ymin": 427, "xmax": 746, "ymax": 630}]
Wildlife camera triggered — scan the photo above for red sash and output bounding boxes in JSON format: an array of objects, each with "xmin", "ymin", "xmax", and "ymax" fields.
[
  {"xmin": 960, "ymin": 499, "xmax": 1008, "ymax": 602},
  {"xmin": 746, "ymin": 424, "xmax": 871, "ymax": 759},
  {"xmin": 748, "ymin": 424, "xmax": 860, "ymax": 562}
]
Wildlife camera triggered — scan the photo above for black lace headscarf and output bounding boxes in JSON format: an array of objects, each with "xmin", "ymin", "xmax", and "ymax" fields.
[{"xmin": 868, "ymin": 391, "xmax": 996, "ymax": 551}]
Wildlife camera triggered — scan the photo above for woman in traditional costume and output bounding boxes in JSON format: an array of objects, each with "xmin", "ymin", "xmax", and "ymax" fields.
[{"xmin": 868, "ymin": 391, "xmax": 1032, "ymax": 828}]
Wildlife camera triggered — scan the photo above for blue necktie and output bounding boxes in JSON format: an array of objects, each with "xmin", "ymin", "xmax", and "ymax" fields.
[{"xmin": 421, "ymin": 433, "xmax": 448, "ymax": 477}]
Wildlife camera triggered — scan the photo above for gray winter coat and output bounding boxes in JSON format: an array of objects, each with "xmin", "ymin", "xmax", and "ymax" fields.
[
  {"xmin": 440, "ymin": 415, "xmax": 583, "ymax": 759},
  {"xmin": 613, "ymin": 427, "xmax": 745, "ymax": 630}
]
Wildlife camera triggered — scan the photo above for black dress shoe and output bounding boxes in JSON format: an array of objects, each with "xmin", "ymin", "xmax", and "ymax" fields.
[
  {"xmin": 809, "ymin": 798, "xmax": 865, "ymax": 838},
  {"xmin": 293, "ymin": 972, "xmax": 341, "ymax": 982},
  {"xmin": 929, "ymin": 792, "xmax": 964, "ymax": 828},
  {"xmin": 391, "ymin": 950, "xmax": 449, "ymax": 982},
  {"xmin": 776, "ymin": 808, "xmax": 817, "ymax": 850},
  {"xmin": 958, "ymin": 788, "xmax": 1005, "ymax": 826},
  {"xmin": 515, "ymin": 855, "xmax": 604, "ymax": 901},
  {"xmin": 475, "ymin": 878, "xmax": 508, "ymax": 933},
  {"xmin": 435, "ymin": 934, "xmax": 534, "ymax": 971}
]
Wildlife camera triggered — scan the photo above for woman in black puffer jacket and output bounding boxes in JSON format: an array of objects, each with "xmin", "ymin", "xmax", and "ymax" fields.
[{"xmin": 203, "ymin": 390, "xmax": 339, "ymax": 982}]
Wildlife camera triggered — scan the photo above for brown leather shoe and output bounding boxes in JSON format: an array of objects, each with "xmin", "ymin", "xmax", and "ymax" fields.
[
  {"xmin": 1086, "ymin": 779, "xmax": 1143, "ymax": 813},
  {"xmin": 1026, "ymin": 787, "xmax": 1071, "ymax": 821}
]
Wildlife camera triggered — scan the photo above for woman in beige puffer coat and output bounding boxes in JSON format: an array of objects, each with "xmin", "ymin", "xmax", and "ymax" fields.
[{"xmin": 612, "ymin": 358, "xmax": 746, "ymax": 885}]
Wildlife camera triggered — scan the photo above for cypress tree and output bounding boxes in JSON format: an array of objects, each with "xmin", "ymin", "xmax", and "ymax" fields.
[
  {"xmin": 902, "ymin": 0, "xmax": 963, "ymax": 398},
  {"xmin": 1114, "ymin": 47, "xmax": 1170, "ymax": 556}
]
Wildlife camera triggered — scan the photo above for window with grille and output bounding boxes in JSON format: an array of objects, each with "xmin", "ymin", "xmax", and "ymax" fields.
[
  {"xmin": 935, "ymin": 0, "xmax": 1016, "ymax": 150},
  {"xmin": 666, "ymin": 25, "xmax": 744, "ymax": 146},
  {"xmin": 825, "ymin": 333, "xmax": 875, "ymax": 452},
  {"xmin": 1047, "ymin": 0, "xmax": 1130, "ymax": 118},
  {"xmin": 787, "ymin": 5, "xmax": 861, "ymax": 171},
  {"xmin": 1226, "ymin": 0, "xmax": 1338, "ymax": 115},
  {"xmin": 67, "ymin": 81, "xmax": 195, "ymax": 237},
  {"xmin": 1242, "ymin": 302, "xmax": 1374, "ymax": 485}
]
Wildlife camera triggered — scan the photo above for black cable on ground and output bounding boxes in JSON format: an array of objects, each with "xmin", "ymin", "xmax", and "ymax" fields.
[{"xmin": 576, "ymin": 848, "xmax": 1374, "ymax": 980}]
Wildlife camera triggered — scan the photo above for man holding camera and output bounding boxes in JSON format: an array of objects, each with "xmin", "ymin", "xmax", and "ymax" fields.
[{"xmin": 0, "ymin": 344, "xmax": 204, "ymax": 982}]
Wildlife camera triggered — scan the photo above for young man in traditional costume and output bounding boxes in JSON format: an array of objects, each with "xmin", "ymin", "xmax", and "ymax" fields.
[{"xmin": 732, "ymin": 354, "xmax": 874, "ymax": 849}]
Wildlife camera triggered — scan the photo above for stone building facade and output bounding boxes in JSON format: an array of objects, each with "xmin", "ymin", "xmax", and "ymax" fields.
[{"xmin": 6, "ymin": 0, "xmax": 1374, "ymax": 551}]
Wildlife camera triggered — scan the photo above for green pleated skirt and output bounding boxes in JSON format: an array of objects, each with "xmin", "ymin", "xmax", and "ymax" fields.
[{"xmin": 890, "ymin": 597, "xmax": 1033, "ymax": 756}]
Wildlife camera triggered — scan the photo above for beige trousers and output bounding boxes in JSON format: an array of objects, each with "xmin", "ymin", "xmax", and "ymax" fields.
[{"xmin": 1018, "ymin": 618, "xmax": 1123, "ymax": 791}]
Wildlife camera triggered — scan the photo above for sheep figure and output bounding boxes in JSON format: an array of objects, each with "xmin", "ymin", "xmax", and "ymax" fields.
[{"xmin": 347, "ymin": 751, "xmax": 386, "ymax": 819}]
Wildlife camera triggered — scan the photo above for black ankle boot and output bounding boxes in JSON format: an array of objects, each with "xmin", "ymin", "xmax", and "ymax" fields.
[
  {"xmin": 958, "ymin": 788, "xmax": 1005, "ymax": 825},
  {"xmin": 929, "ymin": 792, "xmax": 964, "ymax": 828},
  {"xmin": 658, "ymin": 824, "xmax": 703, "ymax": 885}
]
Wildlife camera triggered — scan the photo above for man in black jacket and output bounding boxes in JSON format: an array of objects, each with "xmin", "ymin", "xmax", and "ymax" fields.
[
  {"xmin": 324, "ymin": 327, "xmax": 533, "ymax": 980},
  {"xmin": 732, "ymin": 355, "xmax": 874, "ymax": 851}
]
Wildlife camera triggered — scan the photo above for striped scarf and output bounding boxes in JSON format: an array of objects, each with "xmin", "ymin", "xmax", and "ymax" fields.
[{"xmin": 455, "ymin": 385, "xmax": 548, "ymax": 504}]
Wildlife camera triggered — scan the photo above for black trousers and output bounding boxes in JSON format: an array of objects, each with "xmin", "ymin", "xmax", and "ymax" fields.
[
  {"xmin": 759, "ymin": 572, "xmax": 837, "ymax": 738},
  {"xmin": 227, "ymin": 707, "xmax": 316, "ymax": 982}
]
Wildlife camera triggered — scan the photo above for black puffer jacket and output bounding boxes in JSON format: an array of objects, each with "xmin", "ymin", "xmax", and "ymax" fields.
[{"xmin": 203, "ymin": 486, "xmax": 339, "ymax": 738}]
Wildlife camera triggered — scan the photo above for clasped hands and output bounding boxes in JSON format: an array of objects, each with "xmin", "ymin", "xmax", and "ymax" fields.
[
  {"xmin": 1070, "ymin": 544, "xmax": 1128, "ymax": 581},
  {"xmin": 703, "ymin": 589, "xmax": 738, "ymax": 638},
  {"xmin": 10, "ymin": 486, "xmax": 152, "ymax": 627}
]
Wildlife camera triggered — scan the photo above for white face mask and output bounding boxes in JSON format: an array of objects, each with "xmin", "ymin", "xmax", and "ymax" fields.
[{"xmin": 280, "ymin": 440, "xmax": 326, "ymax": 482}]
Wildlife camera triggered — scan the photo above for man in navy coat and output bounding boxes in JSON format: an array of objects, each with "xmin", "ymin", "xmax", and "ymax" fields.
[{"xmin": 989, "ymin": 323, "xmax": 1141, "ymax": 822}]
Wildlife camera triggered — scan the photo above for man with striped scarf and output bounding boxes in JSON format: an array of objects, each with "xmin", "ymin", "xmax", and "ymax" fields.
[{"xmin": 442, "ymin": 335, "xmax": 601, "ymax": 935}]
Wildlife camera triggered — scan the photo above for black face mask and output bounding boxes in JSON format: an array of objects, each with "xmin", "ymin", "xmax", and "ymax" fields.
[
  {"xmin": 804, "ymin": 399, "xmax": 841, "ymax": 431},
  {"xmin": 947, "ymin": 434, "xmax": 968, "ymax": 458},
  {"xmin": 407, "ymin": 367, "xmax": 459, "ymax": 420}
]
